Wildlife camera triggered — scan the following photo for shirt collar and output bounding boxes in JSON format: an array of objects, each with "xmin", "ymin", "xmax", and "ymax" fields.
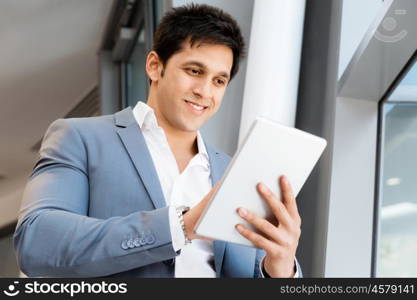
[
  {"xmin": 132, "ymin": 101, "xmax": 158, "ymax": 129},
  {"xmin": 196, "ymin": 131, "xmax": 209, "ymax": 161},
  {"xmin": 132, "ymin": 101, "xmax": 209, "ymax": 161}
]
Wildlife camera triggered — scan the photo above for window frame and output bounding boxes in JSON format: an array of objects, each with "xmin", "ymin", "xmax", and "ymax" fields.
[
  {"xmin": 325, "ymin": 0, "xmax": 417, "ymax": 277},
  {"xmin": 372, "ymin": 51, "xmax": 417, "ymax": 277}
]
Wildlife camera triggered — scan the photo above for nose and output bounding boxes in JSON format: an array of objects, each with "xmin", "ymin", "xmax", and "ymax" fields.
[{"xmin": 192, "ymin": 79, "xmax": 212, "ymax": 99}]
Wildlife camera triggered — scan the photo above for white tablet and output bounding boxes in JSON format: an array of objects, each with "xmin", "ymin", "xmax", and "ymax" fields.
[{"xmin": 194, "ymin": 117, "xmax": 327, "ymax": 247}]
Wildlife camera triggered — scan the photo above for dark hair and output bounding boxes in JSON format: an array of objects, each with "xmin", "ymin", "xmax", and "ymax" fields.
[{"xmin": 152, "ymin": 3, "xmax": 245, "ymax": 81}]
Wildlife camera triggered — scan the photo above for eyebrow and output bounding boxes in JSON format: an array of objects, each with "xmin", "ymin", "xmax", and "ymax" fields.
[{"xmin": 182, "ymin": 61, "xmax": 230, "ymax": 80}]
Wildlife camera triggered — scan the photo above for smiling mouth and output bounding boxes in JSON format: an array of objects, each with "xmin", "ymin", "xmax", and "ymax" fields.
[{"xmin": 184, "ymin": 100, "xmax": 208, "ymax": 111}]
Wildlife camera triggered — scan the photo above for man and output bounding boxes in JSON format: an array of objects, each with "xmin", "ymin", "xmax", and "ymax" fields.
[{"xmin": 14, "ymin": 4, "xmax": 302, "ymax": 278}]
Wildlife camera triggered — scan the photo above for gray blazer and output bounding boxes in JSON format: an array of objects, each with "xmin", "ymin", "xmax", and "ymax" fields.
[{"xmin": 14, "ymin": 107, "xmax": 301, "ymax": 277}]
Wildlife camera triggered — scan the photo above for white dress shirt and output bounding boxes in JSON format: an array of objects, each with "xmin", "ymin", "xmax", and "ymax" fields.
[
  {"xmin": 133, "ymin": 101, "xmax": 216, "ymax": 277},
  {"xmin": 133, "ymin": 101, "xmax": 298, "ymax": 278}
]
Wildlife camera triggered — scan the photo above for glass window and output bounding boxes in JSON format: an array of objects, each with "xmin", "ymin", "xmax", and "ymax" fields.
[
  {"xmin": 375, "ymin": 59, "xmax": 417, "ymax": 277},
  {"xmin": 125, "ymin": 0, "xmax": 167, "ymax": 107},
  {"xmin": 126, "ymin": 28, "xmax": 148, "ymax": 107}
]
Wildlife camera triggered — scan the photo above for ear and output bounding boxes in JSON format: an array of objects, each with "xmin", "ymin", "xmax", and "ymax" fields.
[{"xmin": 146, "ymin": 51, "xmax": 163, "ymax": 82}]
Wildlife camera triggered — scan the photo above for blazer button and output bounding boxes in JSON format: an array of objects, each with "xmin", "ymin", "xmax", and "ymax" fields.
[
  {"xmin": 127, "ymin": 239, "xmax": 135, "ymax": 248},
  {"xmin": 139, "ymin": 236, "xmax": 147, "ymax": 246},
  {"xmin": 121, "ymin": 240, "xmax": 129, "ymax": 250},
  {"xmin": 145, "ymin": 235, "xmax": 155, "ymax": 245},
  {"xmin": 133, "ymin": 238, "xmax": 141, "ymax": 247}
]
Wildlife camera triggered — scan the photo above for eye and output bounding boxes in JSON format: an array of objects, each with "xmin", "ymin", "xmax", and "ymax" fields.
[
  {"xmin": 186, "ymin": 68, "xmax": 201, "ymax": 75},
  {"xmin": 215, "ymin": 78, "xmax": 226, "ymax": 86}
]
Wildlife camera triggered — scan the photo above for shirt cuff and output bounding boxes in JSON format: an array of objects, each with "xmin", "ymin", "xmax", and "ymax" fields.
[
  {"xmin": 259, "ymin": 255, "xmax": 300, "ymax": 278},
  {"xmin": 168, "ymin": 205, "xmax": 186, "ymax": 252}
]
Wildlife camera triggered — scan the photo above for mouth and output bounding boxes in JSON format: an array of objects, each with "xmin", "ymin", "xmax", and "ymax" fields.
[{"xmin": 184, "ymin": 100, "xmax": 208, "ymax": 113}]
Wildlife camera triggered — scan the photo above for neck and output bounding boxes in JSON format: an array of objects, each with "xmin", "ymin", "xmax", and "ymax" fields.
[
  {"xmin": 146, "ymin": 94, "xmax": 198, "ymax": 156},
  {"xmin": 162, "ymin": 122, "xmax": 198, "ymax": 156}
]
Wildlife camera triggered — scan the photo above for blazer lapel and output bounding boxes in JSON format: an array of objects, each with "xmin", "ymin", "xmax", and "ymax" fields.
[
  {"xmin": 205, "ymin": 142, "xmax": 230, "ymax": 278},
  {"xmin": 115, "ymin": 107, "xmax": 166, "ymax": 209}
]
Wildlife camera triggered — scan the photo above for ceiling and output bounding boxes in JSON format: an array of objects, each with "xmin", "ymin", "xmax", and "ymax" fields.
[{"xmin": 0, "ymin": 0, "xmax": 114, "ymax": 227}]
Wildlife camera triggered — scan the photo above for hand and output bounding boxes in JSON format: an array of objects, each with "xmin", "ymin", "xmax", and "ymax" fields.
[
  {"xmin": 183, "ymin": 183, "xmax": 220, "ymax": 241},
  {"xmin": 235, "ymin": 175, "xmax": 301, "ymax": 277}
]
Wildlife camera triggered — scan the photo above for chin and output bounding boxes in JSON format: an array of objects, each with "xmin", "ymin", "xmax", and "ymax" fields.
[
  {"xmin": 181, "ymin": 124, "xmax": 201, "ymax": 132},
  {"xmin": 178, "ymin": 121, "xmax": 203, "ymax": 132}
]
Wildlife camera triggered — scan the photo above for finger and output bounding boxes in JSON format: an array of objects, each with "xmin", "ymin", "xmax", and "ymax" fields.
[
  {"xmin": 212, "ymin": 181, "xmax": 221, "ymax": 192},
  {"xmin": 237, "ymin": 207, "xmax": 286, "ymax": 245},
  {"xmin": 194, "ymin": 233, "xmax": 214, "ymax": 242},
  {"xmin": 257, "ymin": 183, "xmax": 292, "ymax": 229},
  {"xmin": 209, "ymin": 181, "xmax": 221, "ymax": 197},
  {"xmin": 235, "ymin": 223, "xmax": 280, "ymax": 253},
  {"xmin": 280, "ymin": 176, "xmax": 302, "ymax": 226},
  {"xmin": 201, "ymin": 182, "xmax": 221, "ymax": 206}
]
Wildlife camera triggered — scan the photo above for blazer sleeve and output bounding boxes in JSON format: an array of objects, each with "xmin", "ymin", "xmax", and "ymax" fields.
[
  {"xmin": 254, "ymin": 249, "xmax": 303, "ymax": 278},
  {"xmin": 13, "ymin": 119, "xmax": 178, "ymax": 277}
]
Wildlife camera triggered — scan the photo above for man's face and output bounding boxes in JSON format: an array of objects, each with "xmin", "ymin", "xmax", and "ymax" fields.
[{"xmin": 149, "ymin": 42, "xmax": 233, "ymax": 132}]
